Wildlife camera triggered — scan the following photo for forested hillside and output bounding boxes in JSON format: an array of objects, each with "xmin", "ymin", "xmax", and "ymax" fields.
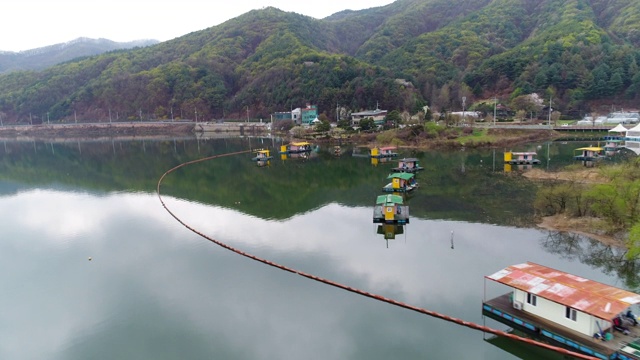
[{"xmin": 0, "ymin": 0, "xmax": 639, "ymax": 124}]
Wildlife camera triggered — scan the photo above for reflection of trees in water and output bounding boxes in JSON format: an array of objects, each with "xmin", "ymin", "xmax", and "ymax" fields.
[{"xmin": 541, "ymin": 231, "xmax": 640, "ymax": 291}]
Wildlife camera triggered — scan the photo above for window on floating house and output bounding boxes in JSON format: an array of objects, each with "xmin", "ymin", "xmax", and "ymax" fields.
[
  {"xmin": 565, "ymin": 307, "xmax": 577, "ymax": 321},
  {"xmin": 526, "ymin": 293, "xmax": 537, "ymax": 306}
]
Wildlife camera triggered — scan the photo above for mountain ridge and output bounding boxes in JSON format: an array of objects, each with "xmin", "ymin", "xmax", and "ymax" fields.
[
  {"xmin": 0, "ymin": 37, "xmax": 159, "ymax": 73},
  {"xmin": 0, "ymin": 0, "xmax": 639, "ymax": 124}
]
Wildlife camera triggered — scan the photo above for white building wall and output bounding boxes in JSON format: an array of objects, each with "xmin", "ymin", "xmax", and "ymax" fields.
[{"xmin": 513, "ymin": 289, "xmax": 593, "ymax": 336}]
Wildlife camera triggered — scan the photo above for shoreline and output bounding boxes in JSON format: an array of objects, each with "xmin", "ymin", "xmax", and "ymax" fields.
[
  {"xmin": 0, "ymin": 122, "xmax": 196, "ymax": 139},
  {"xmin": 537, "ymin": 214, "xmax": 626, "ymax": 248},
  {"xmin": 1, "ymin": 122, "xmax": 622, "ymax": 248}
]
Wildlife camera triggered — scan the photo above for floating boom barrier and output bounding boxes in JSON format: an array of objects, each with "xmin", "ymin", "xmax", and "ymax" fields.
[{"xmin": 156, "ymin": 150, "xmax": 598, "ymax": 360}]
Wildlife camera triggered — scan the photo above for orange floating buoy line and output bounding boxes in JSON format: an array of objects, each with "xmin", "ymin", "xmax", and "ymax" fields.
[{"xmin": 156, "ymin": 150, "xmax": 598, "ymax": 360}]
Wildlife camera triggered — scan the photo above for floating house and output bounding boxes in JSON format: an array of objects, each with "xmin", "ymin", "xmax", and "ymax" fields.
[
  {"xmin": 371, "ymin": 146, "xmax": 398, "ymax": 158},
  {"xmin": 373, "ymin": 194, "xmax": 410, "ymax": 224},
  {"xmin": 483, "ymin": 262, "xmax": 640, "ymax": 360},
  {"xmin": 382, "ymin": 173, "xmax": 418, "ymax": 193},
  {"xmin": 251, "ymin": 149, "xmax": 273, "ymax": 161},
  {"xmin": 280, "ymin": 141, "xmax": 312, "ymax": 154},
  {"xmin": 605, "ymin": 140, "xmax": 624, "ymax": 152},
  {"xmin": 391, "ymin": 158, "xmax": 424, "ymax": 173},
  {"xmin": 574, "ymin": 147, "xmax": 605, "ymax": 161},
  {"xmin": 280, "ymin": 151, "xmax": 310, "ymax": 161},
  {"xmin": 504, "ymin": 151, "xmax": 540, "ymax": 165}
]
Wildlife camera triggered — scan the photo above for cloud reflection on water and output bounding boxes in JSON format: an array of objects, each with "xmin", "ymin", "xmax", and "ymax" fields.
[{"xmin": 0, "ymin": 189, "xmax": 624, "ymax": 360}]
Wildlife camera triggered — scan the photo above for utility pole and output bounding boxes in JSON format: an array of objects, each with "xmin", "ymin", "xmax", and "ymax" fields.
[
  {"xmin": 493, "ymin": 97, "xmax": 497, "ymax": 126},
  {"xmin": 462, "ymin": 96, "xmax": 466, "ymax": 124},
  {"xmin": 548, "ymin": 96, "xmax": 553, "ymax": 128},
  {"xmin": 195, "ymin": 108, "xmax": 198, "ymax": 123},
  {"xmin": 246, "ymin": 106, "xmax": 249, "ymax": 123},
  {"xmin": 47, "ymin": 112, "xmax": 50, "ymax": 124}
]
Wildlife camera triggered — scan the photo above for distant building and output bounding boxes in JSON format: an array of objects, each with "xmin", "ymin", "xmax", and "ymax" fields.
[
  {"xmin": 351, "ymin": 107, "xmax": 388, "ymax": 126},
  {"xmin": 273, "ymin": 104, "xmax": 318, "ymax": 126},
  {"xmin": 300, "ymin": 104, "xmax": 318, "ymax": 125},
  {"xmin": 273, "ymin": 112, "xmax": 293, "ymax": 121}
]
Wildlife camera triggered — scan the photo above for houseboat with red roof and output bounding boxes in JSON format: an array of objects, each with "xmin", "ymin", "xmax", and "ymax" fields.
[
  {"xmin": 503, "ymin": 151, "xmax": 540, "ymax": 165},
  {"xmin": 371, "ymin": 146, "xmax": 398, "ymax": 158},
  {"xmin": 483, "ymin": 262, "xmax": 640, "ymax": 360},
  {"xmin": 391, "ymin": 158, "xmax": 424, "ymax": 173}
]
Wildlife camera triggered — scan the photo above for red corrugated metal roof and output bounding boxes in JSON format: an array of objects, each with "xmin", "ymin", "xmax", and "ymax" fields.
[{"xmin": 486, "ymin": 262, "xmax": 640, "ymax": 320}]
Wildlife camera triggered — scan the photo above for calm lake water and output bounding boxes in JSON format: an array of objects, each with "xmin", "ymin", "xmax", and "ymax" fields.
[{"xmin": 0, "ymin": 136, "xmax": 638, "ymax": 360}]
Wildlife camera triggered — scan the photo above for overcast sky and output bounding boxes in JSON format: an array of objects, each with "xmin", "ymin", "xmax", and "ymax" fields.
[{"xmin": 3, "ymin": 1, "xmax": 395, "ymax": 52}]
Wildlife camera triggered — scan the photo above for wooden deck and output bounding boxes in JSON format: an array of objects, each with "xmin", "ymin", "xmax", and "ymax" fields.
[{"xmin": 484, "ymin": 293, "xmax": 640, "ymax": 359}]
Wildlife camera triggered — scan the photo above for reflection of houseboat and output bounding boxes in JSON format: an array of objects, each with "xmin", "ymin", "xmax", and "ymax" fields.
[
  {"xmin": 504, "ymin": 151, "xmax": 540, "ymax": 165},
  {"xmin": 376, "ymin": 224, "xmax": 405, "ymax": 239},
  {"xmin": 574, "ymin": 147, "xmax": 604, "ymax": 161},
  {"xmin": 371, "ymin": 146, "xmax": 398, "ymax": 158},
  {"xmin": 280, "ymin": 141, "xmax": 312, "ymax": 154},
  {"xmin": 371, "ymin": 157, "xmax": 393, "ymax": 166},
  {"xmin": 483, "ymin": 262, "xmax": 640, "ymax": 360},
  {"xmin": 504, "ymin": 164, "xmax": 535, "ymax": 173},
  {"xmin": 484, "ymin": 328, "xmax": 572, "ymax": 360},
  {"xmin": 382, "ymin": 173, "xmax": 418, "ymax": 193},
  {"xmin": 373, "ymin": 194, "xmax": 410, "ymax": 224},
  {"xmin": 251, "ymin": 149, "xmax": 273, "ymax": 161},
  {"xmin": 391, "ymin": 158, "xmax": 424, "ymax": 173}
]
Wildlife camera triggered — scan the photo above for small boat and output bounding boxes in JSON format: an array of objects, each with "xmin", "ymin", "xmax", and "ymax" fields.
[
  {"xmin": 382, "ymin": 173, "xmax": 418, "ymax": 193},
  {"xmin": 373, "ymin": 194, "xmax": 409, "ymax": 224},
  {"xmin": 574, "ymin": 146, "xmax": 604, "ymax": 161},
  {"xmin": 279, "ymin": 141, "xmax": 312, "ymax": 154},
  {"xmin": 251, "ymin": 149, "xmax": 273, "ymax": 161},
  {"xmin": 503, "ymin": 151, "xmax": 540, "ymax": 165},
  {"xmin": 483, "ymin": 262, "xmax": 640, "ymax": 360},
  {"xmin": 391, "ymin": 158, "xmax": 424, "ymax": 173},
  {"xmin": 371, "ymin": 146, "xmax": 398, "ymax": 158}
]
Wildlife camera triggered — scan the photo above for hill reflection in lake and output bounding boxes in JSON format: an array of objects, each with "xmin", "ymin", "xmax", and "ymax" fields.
[{"xmin": 0, "ymin": 137, "xmax": 637, "ymax": 359}]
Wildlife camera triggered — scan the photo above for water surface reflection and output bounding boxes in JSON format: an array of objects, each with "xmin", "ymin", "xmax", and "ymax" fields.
[{"xmin": 0, "ymin": 138, "xmax": 637, "ymax": 359}]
